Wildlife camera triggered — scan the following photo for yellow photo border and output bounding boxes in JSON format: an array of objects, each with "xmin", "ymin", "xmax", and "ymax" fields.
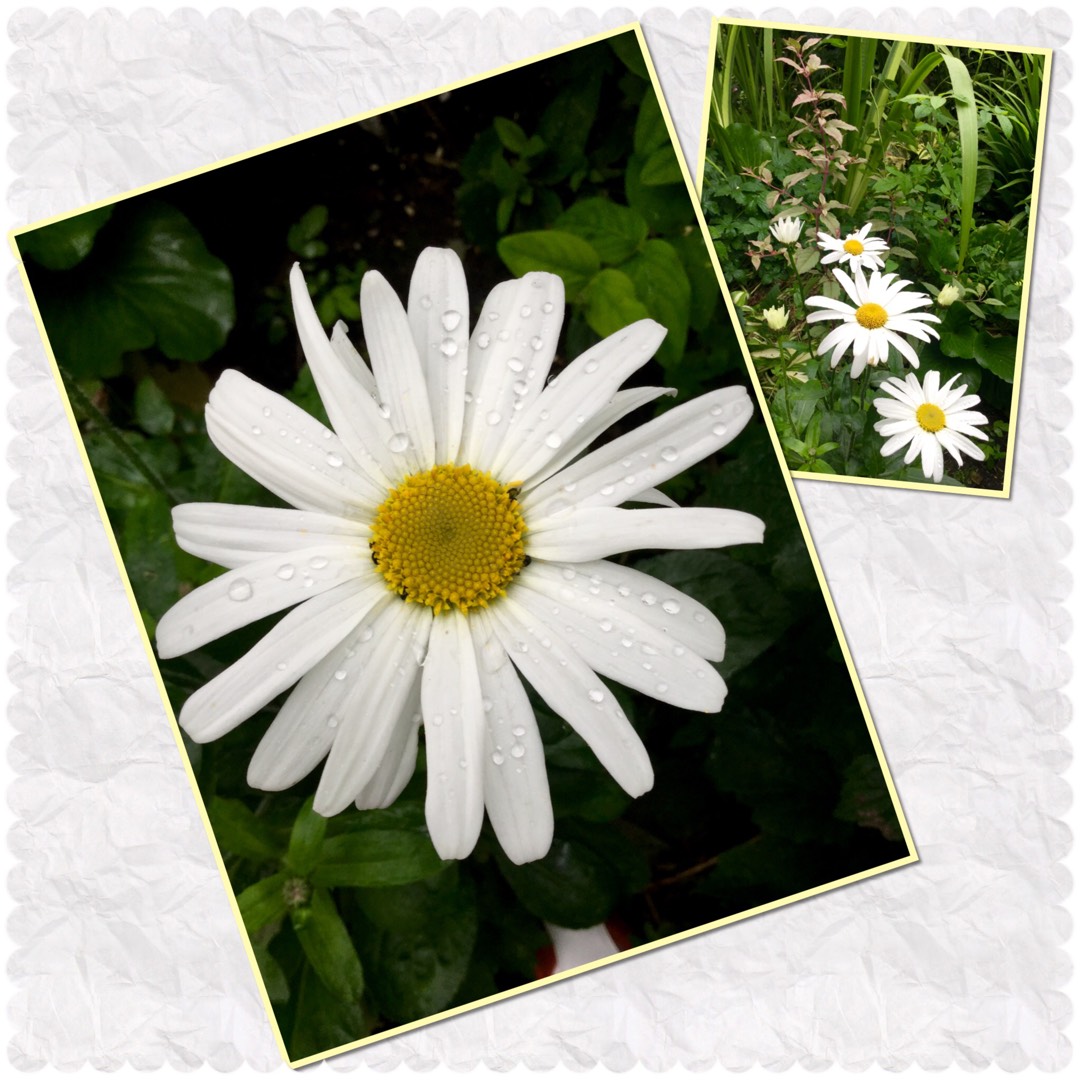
[
  {"xmin": 694, "ymin": 15, "xmax": 1053, "ymax": 500},
  {"xmin": 10, "ymin": 21, "xmax": 917, "ymax": 1069}
]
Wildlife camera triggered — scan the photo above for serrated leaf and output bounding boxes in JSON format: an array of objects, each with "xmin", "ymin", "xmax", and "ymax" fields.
[
  {"xmin": 554, "ymin": 198, "xmax": 648, "ymax": 265},
  {"xmin": 497, "ymin": 230, "xmax": 600, "ymax": 300}
]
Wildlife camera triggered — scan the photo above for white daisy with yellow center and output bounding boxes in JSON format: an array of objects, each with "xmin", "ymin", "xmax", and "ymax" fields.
[
  {"xmin": 872, "ymin": 369, "xmax": 989, "ymax": 483},
  {"xmin": 816, "ymin": 222, "xmax": 889, "ymax": 272},
  {"xmin": 805, "ymin": 266, "xmax": 942, "ymax": 379},
  {"xmin": 156, "ymin": 248, "xmax": 764, "ymax": 866}
]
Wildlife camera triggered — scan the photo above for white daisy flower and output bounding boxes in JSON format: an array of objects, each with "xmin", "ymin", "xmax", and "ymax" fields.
[
  {"xmin": 156, "ymin": 248, "xmax": 764, "ymax": 866},
  {"xmin": 816, "ymin": 223, "xmax": 889, "ymax": 272},
  {"xmin": 769, "ymin": 216, "xmax": 803, "ymax": 245},
  {"xmin": 872, "ymin": 369, "xmax": 989, "ymax": 483},
  {"xmin": 805, "ymin": 267, "xmax": 941, "ymax": 378}
]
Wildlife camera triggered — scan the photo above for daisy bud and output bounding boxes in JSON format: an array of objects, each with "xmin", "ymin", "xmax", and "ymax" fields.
[
  {"xmin": 937, "ymin": 282, "xmax": 963, "ymax": 307},
  {"xmin": 762, "ymin": 305, "xmax": 789, "ymax": 331}
]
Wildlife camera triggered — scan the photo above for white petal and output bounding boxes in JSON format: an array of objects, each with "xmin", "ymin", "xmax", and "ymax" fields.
[
  {"xmin": 872, "ymin": 399, "xmax": 914, "ymax": 421},
  {"xmin": 511, "ymin": 576, "xmax": 726, "ymax": 712},
  {"xmin": 805, "ymin": 295, "xmax": 855, "ymax": 316},
  {"xmin": 289, "ymin": 264, "xmax": 397, "ymax": 486},
  {"xmin": 460, "ymin": 273, "xmax": 564, "ymax": 470},
  {"xmin": 360, "ymin": 269, "xmax": 436, "ymax": 473},
  {"xmin": 628, "ymin": 487, "xmax": 679, "ymax": 508},
  {"xmin": 874, "ymin": 418, "xmax": 920, "ymax": 438},
  {"xmin": 206, "ymin": 370, "xmax": 384, "ymax": 516},
  {"xmin": 527, "ymin": 507, "xmax": 765, "ymax": 563},
  {"xmin": 330, "ymin": 320, "xmax": 376, "ymax": 396},
  {"xmin": 156, "ymin": 544, "xmax": 374, "ymax": 659},
  {"xmin": 246, "ymin": 595, "xmax": 396, "ymax": 790},
  {"xmin": 921, "ymin": 432, "xmax": 945, "ymax": 482},
  {"xmin": 487, "ymin": 596, "xmax": 653, "ymax": 797},
  {"xmin": 420, "ymin": 610, "xmax": 486, "ymax": 860},
  {"xmin": 525, "ymin": 386, "xmax": 752, "ymax": 516},
  {"xmin": 880, "ymin": 429, "xmax": 918, "ymax": 457},
  {"xmin": 407, "ymin": 248, "xmax": 470, "ymax": 464},
  {"xmin": 520, "ymin": 386, "xmax": 676, "ymax": 493},
  {"xmin": 353, "ymin": 669, "xmax": 422, "ymax": 810},
  {"xmin": 524, "ymin": 558, "xmax": 725, "ymax": 661},
  {"xmin": 171, "ymin": 503, "xmax": 369, "ymax": 570},
  {"xmin": 472, "ymin": 610, "xmax": 553, "ymax": 865},
  {"xmin": 313, "ymin": 602, "xmax": 432, "ymax": 815},
  {"xmin": 178, "ymin": 579, "xmax": 382, "ymax": 743},
  {"xmin": 495, "ymin": 320, "xmax": 667, "ymax": 482}
]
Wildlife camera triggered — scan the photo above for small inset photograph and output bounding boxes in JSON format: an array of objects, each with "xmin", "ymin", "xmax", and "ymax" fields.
[
  {"xmin": 699, "ymin": 18, "xmax": 1050, "ymax": 494},
  {"xmin": 13, "ymin": 25, "xmax": 914, "ymax": 1067}
]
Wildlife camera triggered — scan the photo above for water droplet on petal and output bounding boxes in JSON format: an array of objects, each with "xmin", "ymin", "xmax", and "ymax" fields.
[
  {"xmin": 584, "ymin": 360, "xmax": 599, "ymax": 374},
  {"xmin": 542, "ymin": 301, "xmax": 554, "ymax": 314},
  {"xmin": 459, "ymin": 758, "xmax": 468, "ymax": 769},
  {"xmin": 510, "ymin": 743, "xmax": 525, "ymax": 759},
  {"xmin": 712, "ymin": 424, "xmax": 729, "ymax": 438},
  {"xmin": 420, "ymin": 295, "xmax": 432, "ymax": 309},
  {"xmin": 334, "ymin": 669, "xmax": 347, "ymax": 681},
  {"xmin": 657, "ymin": 682, "xmax": 669, "ymax": 694},
  {"xmin": 262, "ymin": 406, "xmax": 272, "ymax": 418},
  {"xmin": 561, "ymin": 567, "xmax": 576, "ymax": 581},
  {"xmin": 520, "ymin": 305, "xmax": 532, "ymax": 318},
  {"xmin": 563, "ymin": 482, "xmax": 577, "ymax": 493},
  {"xmin": 482, "ymin": 698, "xmax": 493, "ymax": 713},
  {"xmin": 693, "ymin": 612, "xmax": 706, "ymax": 624},
  {"xmin": 544, "ymin": 432, "xmax": 563, "ymax": 449},
  {"xmin": 228, "ymin": 579, "xmax": 253, "ymax": 602},
  {"xmin": 507, "ymin": 358, "xmax": 524, "ymax": 373},
  {"xmin": 512, "ymin": 380, "xmax": 528, "ymax": 395},
  {"xmin": 530, "ymin": 336, "xmax": 544, "ymax": 351},
  {"xmin": 327, "ymin": 716, "xmax": 339, "ymax": 728},
  {"xmin": 486, "ymin": 410, "xmax": 502, "ymax": 426},
  {"xmin": 641, "ymin": 592, "xmax": 657, "ymax": 606},
  {"xmin": 477, "ymin": 332, "xmax": 491, "ymax": 349},
  {"xmin": 276, "ymin": 661, "xmax": 287, "ymax": 672},
  {"xmin": 660, "ymin": 445, "xmax": 680, "ymax": 463},
  {"xmin": 440, "ymin": 337, "xmax": 458, "ymax": 358},
  {"xmin": 511, "ymin": 725, "xmax": 525, "ymax": 738},
  {"xmin": 600, "ymin": 484, "xmax": 616, "ymax": 496},
  {"xmin": 599, "ymin": 619, "xmax": 613, "ymax": 632},
  {"xmin": 588, "ymin": 689, "xmax": 605, "ymax": 704},
  {"xmin": 378, "ymin": 403, "xmax": 392, "ymax": 419},
  {"xmin": 662, "ymin": 599, "xmax": 681, "ymax": 614},
  {"xmin": 491, "ymin": 750, "xmax": 505, "ymax": 766},
  {"xmin": 388, "ymin": 432, "xmax": 410, "ymax": 453},
  {"xmin": 251, "ymin": 425, "xmax": 262, "ymax": 436},
  {"xmin": 617, "ymin": 585, "xmax": 631, "ymax": 597},
  {"xmin": 431, "ymin": 714, "xmax": 444, "ymax": 727},
  {"xmin": 441, "ymin": 310, "xmax": 462, "ymax": 331},
  {"xmin": 276, "ymin": 564, "xmax": 295, "ymax": 581},
  {"xmin": 360, "ymin": 627, "xmax": 374, "ymax": 643},
  {"xmin": 309, "ymin": 555, "xmax": 329, "ymax": 570},
  {"xmin": 498, "ymin": 329, "xmax": 510, "ymax": 342},
  {"xmin": 326, "ymin": 451, "xmax": 343, "ymax": 468},
  {"xmin": 673, "ymin": 645, "xmax": 686, "ymax": 657}
]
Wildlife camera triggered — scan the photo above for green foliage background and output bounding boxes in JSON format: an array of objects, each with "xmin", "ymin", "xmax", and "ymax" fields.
[{"xmin": 18, "ymin": 32, "xmax": 908, "ymax": 1061}]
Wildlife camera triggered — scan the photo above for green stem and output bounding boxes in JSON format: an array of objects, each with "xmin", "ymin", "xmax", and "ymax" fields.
[
  {"xmin": 64, "ymin": 374, "xmax": 179, "ymax": 505},
  {"xmin": 786, "ymin": 247, "xmax": 809, "ymax": 320}
]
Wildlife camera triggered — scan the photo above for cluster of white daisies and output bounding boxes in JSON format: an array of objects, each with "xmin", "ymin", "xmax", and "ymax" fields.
[{"xmin": 767, "ymin": 215, "xmax": 989, "ymax": 483}]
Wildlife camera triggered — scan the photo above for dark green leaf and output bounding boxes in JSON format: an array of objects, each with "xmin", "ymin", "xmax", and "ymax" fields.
[
  {"xmin": 310, "ymin": 830, "xmax": 447, "ymax": 888},
  {"xmin": 18, "ymin": 206, "xmax": 114, "ymax": 270},
  {"xmin": 973, "ymin": 330, "xmax": 1017, "ymax": 382},
  {"xmin": 622, "ymin": 240, "xmax": 691, "ymax": 368},
  {"xmin": 633, "ymin": 85, "xmax": 669, "ymax": 156},
  {"xmin": 207, "ymin": 796, "xmax": 282, "ymax": 863},
  {"xmin": 835, "ymin": 754, "xmax": 903, "ymax": 841},
  {"xmin": 238, "ymin": 872, "xmax": 289, "ymax": 935},
  {"xmin": 625, "ymin": 152, "xmax": 690, "ymax": 234},
  {"xmin": 288, "ymin": 960, "xmax": 367, "ymax": 1060},
  {"xmin": 252, "ymin": 943, "xmax": 290, "ymax": 1004},
  {"xmin": 640, "ymin": 144, "xmax": 684, "ymax": 186},
  {"xmin": 554, "ymin": 198, "xmax": 648, "ymax": 265},
  {"xmin": 133, "ymin": 376, "xmax": 175, "ymax": 436},
  {"xmin": 493, "ymin": 117, "xmax": 530, "ymax": 155},
  {"xmin": 497, "ymin": 230, "xmax": 600, "ymax": 300},
  {"xmin": 286, "ymin": 797, "xmax": 327, "ymax": 877},
  {"xmin": 291, "ymin": 887, "xmax": 365, "ymax": 1002}
]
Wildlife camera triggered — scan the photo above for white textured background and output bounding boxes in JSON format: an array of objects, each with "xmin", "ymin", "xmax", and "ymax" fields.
[{"xmin": 4, "ymin": 3, "xmax": 1073, "ymax": 1071}]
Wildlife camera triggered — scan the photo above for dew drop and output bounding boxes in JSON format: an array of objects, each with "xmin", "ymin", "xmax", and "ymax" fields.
[
  {"xmin": 542, "ymin": 301, "xmax": 554, "ymax": 313},
  {"xmin": 512, "ymin": 380, "xmax": 528, "ymax": 395},
  {"xmin": 600, "ymin": 484, "xmax": 616, "ymax": 497},
  {"xmin": 510, "ymin": 743, "xmax": 526, "ymax": 759},
  {"xmin": 486, "ymin": 410, "xmax": 502, "ymax": 426},
  {"xmin": 334, "ymin": 669, "xmax": 348, "ymax": 681},
  {"xmin": 662, "ymin": 599, "xmax": 681, "ymax": 615},
  {"xmin": 276, "ymin": 661, "xmax": 287, "ymax": 672},
  {"xmin": 624, "ymin": 475, "xmax": 636, "ymax": 485},
  {"xmin": 540, "ymin": 637, "xmax": 552, "ymax": 649},
  {"xmin": 360, "ymin": 627, "xmax": 374, "ymax": 643},
  {"xmin": 441, "ymin": 310, "xmax": 462, "ymax": 332},
  {"xmin": 561, "ymin": 567, "xmax": 576, "ymax": 580},
  {"xmin": 712, "ymin": 423, "xmax": 729, "ymax": 438},
  {"xmin": 477, "ymin": 332, "xmax": 491, "ymax": 349},
  {"xmin": 251, "ymin": 425, "xmax": 262, "ymax": 436},
  {"xmin": 587, "ymin": 689, "xmax": 605, "ymax": 704},
  {"xmin": 464, "ymin": 392, "xmax": 474, "ymax": 404},
  {"xmin": 440, "ymin": 337, "xmax": 458, "ymax": 358},
  {"xmin": 512, "ymin": 725, "xmax": 525, "ymax": 738},
  {"xmin": 302, "ymin": 576, "xmax": 314, "ymax": 588},
  {"xmin": 599, "ymin": 619, "xmax": 613, "ymax": 633},
  {"xmin": 327, "ymin": 716, "xmax": 339, "ymax": 729},
  {"xmin": 641, "ymin": 592, "xmax": 657, "ymax": 606},
  {"xmin": 378, "ymin": 403, "xmax": 392, "ymax": 419},
  {"xmin": 696, "ymin": 669, "xmax": 706, "ymax": 679},
  {"xmin": 673, "ymin": 645, "xmax": 686, "ymax": 657},
  {"xmin": 459, "ymin": 758, "xmax": 468, "ymax": 769},
  {"xmin": 276, "ymin": 564, "xmax": 295, "ymax": 581},
  {"xmin": 584, "ymin": 360, "xmax": 599, "ymax": 374},
  {"xmin": 657, "ymin": 682, "xmax": 669, "ymax": 694},
  {"xmin": 278, "ymin": 428, "xmax": 288, "ymax": 437},
  {"xmin": 643, "ymin": 662, "xmax": 653, "ymax": 672},
  {"xmin": 309, "ymin": 555, "xmax": 329, "ymax": 570},
  {"xmin": 498, "ymin": 329, "xmax": 511, "ymax": 341},
  {"xmin": 326, "ymin": 451, "xmax": 343, "ymax": 468},
  {"xmin": 660, "ymin": 445, "xmax": 680, "ymax": 463},
  {"xmin": 617, "ymin": 585, "xmax": 631, "ymax": 598},
  {"xmin": 520, "ymin": 305, "xmax": 532, "ymax": 318},
  {"xmin": 693, "ymin": 612, "xmax": 706, "ymax": 624},
  {"xmin": 620, "ymin": 637, "xmax": 634, "ymax": 649},
  {"xmin": 507, "ymin": 357, "xmax": 524, "ymax": 373},
  {"xmin": 530, "ymin": 335, "xmax": 544, "ymax": 351},
  {"xmin": 563, "ymin": 482, "xmax": 577, "ymax": 493},
  {"xmin": 262, "ymin": 406, "xmax": 272, "ymax": 418},
  {"xmin": 431, "ymin": 714, "xmax": 444, "ymax": 727},
  {"xmin": 488, "ymin": 310, "xmax": 500, "ymax": 322},
  {"xmin": 228, "ymin": 579, "xmax": 253, "ymax": 602},
  {"xmin": 419, "ymin": 295, "xmax": 433, "ymax": 310},
  {"xmin": 544, "ymin": 432, "xmax": 563, "ymax": 449},
  {"xmin": 482, "ymin": 698, "xmax": 493, "ymax": 713},
  {"xmin": 514, "ymin": 640, "xmax": 529, "ymax": 653},
  {"xmin": 641, "ymin": 644, "xmax": 659, "ymax": 656},
  {"xmin": 388, "ymin": 432, "xmax": 410, "ymax": 453},
  {"xmin": 492, "ymin": 750, "xmax": 506, "ymax": 766}
]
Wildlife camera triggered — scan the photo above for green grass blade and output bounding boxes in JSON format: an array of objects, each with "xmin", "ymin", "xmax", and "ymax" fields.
[{"xmin": 939, "ymin": 51, "xmax": 979, "ymax": 267}]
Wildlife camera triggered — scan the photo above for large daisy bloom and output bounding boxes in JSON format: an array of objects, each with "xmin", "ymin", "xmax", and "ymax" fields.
[
  {"xmin": 816, "ymin": 223, "xmax": 889, "ymax": 272},
  {"xmin": 156, "ymin": 248, "xmax": 764, "ymax": 866},
  {"xmin": 769, "ymin": 216, "xmax": 803, "ymax": 245},
  {"xmin": 872, "ymin": 369, "xmax": 989, "ymax": 483},
  {"xmin": 805, "ymin": 267, "xmax": 941, "ymax": 378}
]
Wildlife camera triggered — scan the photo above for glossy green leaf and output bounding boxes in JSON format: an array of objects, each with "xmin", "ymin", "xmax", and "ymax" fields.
[
  {"xmin": 286, "ymin": 796, "xmax": 327, "ymax": 877},
  {"xmin": 583, "ymin": 268, "xmax": 651, "ymax": 340},
  {"xmin": 289, "ymin": 959, "xmax": 367, "ymax": 1059},
  {"xmin": 622, "ymin": 240, "xmax": 691, "ymax": 368},
  {"xmin": 973, "ymin": 330, "xmax": 1017, "ymax": 382},
  {"xmin": 291, "ymin": 888, "xmax": 365, "ymax": 1003},
  {"xmin": 18, "ymin": 206, "xmax": 114, "ymax": 270},
  {"xmin": 133, "ymin": 376, "xmax": 175, "ymax": 436},
  {"xmin": 207, "ymin": 796, "xmax": 282, "ymax": 863}
]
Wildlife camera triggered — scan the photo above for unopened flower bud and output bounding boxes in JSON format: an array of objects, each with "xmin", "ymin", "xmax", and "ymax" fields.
[
  {"xmin": 762, "ymin": 305, "xmax": 789, "ymax": 331},
  {"xmin": 937, "ymin": 283, "xmax": 963, "ymax": 307}
]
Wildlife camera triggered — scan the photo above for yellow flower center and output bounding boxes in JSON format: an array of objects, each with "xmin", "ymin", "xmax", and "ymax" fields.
[
  {"xmin": 843, "ymin": 238, "xmax": 865, "ymax": 255},
  {"xmin": 915, "ymin": 403, "xmax": 947, "ymax": 433},
  {"xmin": 854, "ymin": 302, "xmax": 888, "ymax": 329},
  {"xmin": 370, "ymin": 464, "xmax": 527, "ymax": 615}
]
